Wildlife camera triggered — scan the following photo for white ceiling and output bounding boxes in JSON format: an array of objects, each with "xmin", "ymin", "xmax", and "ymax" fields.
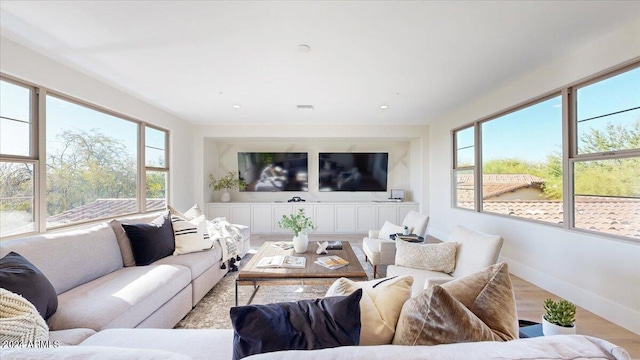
[{"xmin": 1, "ymin": 1, "xmax": 639, "ymax": 126}]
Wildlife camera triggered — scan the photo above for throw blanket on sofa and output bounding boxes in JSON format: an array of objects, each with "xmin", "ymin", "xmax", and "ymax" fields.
[{"xmin": 207, "ymin": 218, "xmax": 243, "ymax": 268}]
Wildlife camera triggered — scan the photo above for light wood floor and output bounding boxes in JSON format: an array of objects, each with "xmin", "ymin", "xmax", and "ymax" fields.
[{"xmin": 253, "ymin": 234, "xmax": 640, "ymax": 358}]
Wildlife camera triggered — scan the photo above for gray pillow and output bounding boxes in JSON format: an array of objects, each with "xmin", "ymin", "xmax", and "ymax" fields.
[{"xmin": 230, "ymin": 289, "xmax": 362, "ymax": 360}]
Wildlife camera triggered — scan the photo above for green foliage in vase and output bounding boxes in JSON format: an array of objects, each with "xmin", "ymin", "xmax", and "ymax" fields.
[
  {"xmin": 208, "ymin": 171, "xmax": 246, "ymax": 191},
  {"xmin": 543, "ymin": 298, "xmax": 576, "ymax": 327},
  {"xmin": 277, "ymin": 208, "xmax": 315, "ymax": 237}
]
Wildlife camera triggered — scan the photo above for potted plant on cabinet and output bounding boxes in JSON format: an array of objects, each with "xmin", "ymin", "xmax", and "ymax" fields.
[
  {"xmin": 542, "ymin": 298, "xmax": 577, "ymax": 336},
  {"xmin": 208, "ymin": 171, "xmax": 246, "ymax": 203},
  {"xmin": 277, "ymin": 209, "xmax": 315, "ymax": 253}
]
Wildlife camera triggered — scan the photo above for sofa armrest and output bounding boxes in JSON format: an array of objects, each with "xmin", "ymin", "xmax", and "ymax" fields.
[
  {"xmin": 368, "ymin": 230, "xmax": 380, "ymax": 238},
  {"xmin": 378, "ymin": 239, "xmax": 397, "ymax": 265}
]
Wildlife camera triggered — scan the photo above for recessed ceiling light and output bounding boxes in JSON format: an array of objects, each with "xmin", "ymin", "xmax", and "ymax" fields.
[
  {"xmin": 297, "ymin": 44, "xmax": 311, "ymax": 53},
  {"xmin": 380, "ymin": 105, "xmax": 389, "ymax": 109},
  {"xmin": 232, "ymin": 104, "xmax": 241, "ymax": 109},
  {"xmin": 296, "ymin": 105, "xmax": 314, "ymax": 110}
]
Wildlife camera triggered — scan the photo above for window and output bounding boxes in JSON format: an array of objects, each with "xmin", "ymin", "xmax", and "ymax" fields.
[
  {"xmin": 0, "ymin": 74, "xmax": 171, "ymax": 238},
  {"xmin": 452, "ymin": 61, "xmax": 640, "ymax": 241},
  {"xmin": 453, "ymin": 126, "xmax": 475, "ymax": 210},
  {"xmin": 0, "ymin": 79, "xmax": 36, "ymax": 237},
  {"xmin": 571, "ymin": 66, "xmax": 640, "ymax": 239},
  {"xmin": 145, "ymin": 126, "xmax": 168, "ymax": 211},
  {"xmin": 481, "ymin": 95, "xmax": 563, "ymax": 224}
]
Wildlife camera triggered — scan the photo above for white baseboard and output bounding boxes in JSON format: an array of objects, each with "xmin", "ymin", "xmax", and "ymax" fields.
[{"xmin": 503, "ymin": 257, "xmax": 640, "ymax": 336}]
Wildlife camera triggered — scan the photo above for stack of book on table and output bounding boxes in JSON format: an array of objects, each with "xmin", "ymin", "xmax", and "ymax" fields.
[
  {"xmin": 271, "ymin": 241, "xmax": 294, "ymax": 250},
  {"xmin": 257, "ymin": 255, "xmax": 306, "ymax": 268},
  {"xmin": 315, "ymin": 255, "xmax": 349, "ymax": 270}
]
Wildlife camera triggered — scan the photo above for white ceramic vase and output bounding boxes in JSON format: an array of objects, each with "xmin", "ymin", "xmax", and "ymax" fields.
[
  {"xmin": 220, "ymin": 190, "xmax": 231, "ymax": 203},
  {"xmin": 542, "ymin": 317, "xmax": 576, "ymax": 336},
  {"xmin": 292, "ymin": 233, "xmax": 309, "ymax": 253}
]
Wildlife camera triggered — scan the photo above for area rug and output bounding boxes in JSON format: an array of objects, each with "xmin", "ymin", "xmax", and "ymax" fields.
[{"xmin": 175, "ymin": 243, "xmax": 374, "ymax": 329}]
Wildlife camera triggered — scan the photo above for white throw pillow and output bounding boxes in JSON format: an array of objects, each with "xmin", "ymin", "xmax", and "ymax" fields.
[
  {"xmin": 326, "ymin": 275, "xmax": 413, "ymax": 345},
  {"xmin": 395, "ymin": 240, "xmax": 457, "ymax": 273},
  {"xmin": 171, "ymin": 214, "xmax": 213, "ymax": 255},
  {"xmin": 378, "ymin": 221, "xmax": 404, "ymax": 240},
  {"xmin": 168, "ymin": 204, "xmax": 203, "ymax": 221}
]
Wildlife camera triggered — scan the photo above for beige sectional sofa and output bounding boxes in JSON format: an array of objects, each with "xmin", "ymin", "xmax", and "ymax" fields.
[
  {"xmin": 7, "ymin": 328, "xmax": 630, "ymax": 360},
  {"xmin": 0, "ymin": 213, "xmax": 250, "ymax": 333}
]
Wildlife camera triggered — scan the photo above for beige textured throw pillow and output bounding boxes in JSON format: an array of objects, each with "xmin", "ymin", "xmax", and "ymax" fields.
[
  {"xmin": 108, "ymin": 219, "xmax": 136, "ymax": 267},
  {"xmin": 395, "ymin": 240, "xmax": 457, "ymax": 273},
  {"xmin": 326, "ymin": 275, "xmax": 413, "ymax": 345},
  {"xmin": 171, "ymin": 214, "xmax": 213, "ymax": 255},
  {"xmin": 378, "ymin": 221, "xmax": 405, "ymax": 240},
  {"xmin": 393, "ymin": 262, "xmax": 518, "ymax": 345},
  {"xmin": 0, "ymin": 288, "xmax": 49, "ymax": 344}
]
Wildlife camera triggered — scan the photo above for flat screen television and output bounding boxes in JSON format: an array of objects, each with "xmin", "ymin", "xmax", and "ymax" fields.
[
  {"xmin": 318, "ymin": 152, "xmax": 388, "ymax": 192},
  {"xmin": 238, "ymin": 152, "xmax": 308, "ymax": 192}
]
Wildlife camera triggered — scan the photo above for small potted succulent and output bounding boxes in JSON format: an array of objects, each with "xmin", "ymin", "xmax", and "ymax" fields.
[
  {"xmin": 277, "ymin": 209, "xmax": 315, "ymax": 253},
  {"xmin": 542, "ymin": 298, "xmax": 576, "ymax": 335},
  {"xmin": 208, "ymin": 171, "xmax": 246, "ymax": 202}
]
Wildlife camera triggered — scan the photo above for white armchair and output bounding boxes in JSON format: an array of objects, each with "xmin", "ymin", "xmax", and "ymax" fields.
[
  {"xmin": 362, "ymin": 211, "xmax": 429, "ymax": 278},
  {"xmin": 387, "ymin": 225, "xmax": 504, "ymax": 296}
]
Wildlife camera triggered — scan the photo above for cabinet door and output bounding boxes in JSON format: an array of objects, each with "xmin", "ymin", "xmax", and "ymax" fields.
[
  {"xmin": 207, "ymin": 204, "xmax": 230, "ymax": 220},
  {"xmin": 335, "ymin": 205, "xmax": 356, "ymax": 233},
  {"xmin": 229, "ymin": 204, "xmax": 251, "ymax": 226},
  {"xmin": 272, "ymin": 204, "xmax": 294, "ymax": 233},
  {"xmin": 251, "ymin": 204, "xmax": 273, "ymax": 233},
  {"xmin": 314, "ymin": 205, "xmax": 335, "ymax": 233},
  {"xmin": 398, "ymin": 204, "xmax": 419, "ymax": 223},
  {"xmin": 356, "ymin": 204, "xmax": 376, "ymax": 232},
  {"xmin": 377, "ymin": 205, "xmax": 397, "ymax": 228}
]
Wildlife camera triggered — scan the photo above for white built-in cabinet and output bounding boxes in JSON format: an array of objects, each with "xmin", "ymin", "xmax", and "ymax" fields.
[{"xmin": 206, "ymin": 202, "xmax": 419, "ymax": 234}]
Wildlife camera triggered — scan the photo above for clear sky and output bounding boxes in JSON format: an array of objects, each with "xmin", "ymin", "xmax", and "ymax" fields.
[{"xmin": 457, "ymin": 67, "xmax": 639, "ymax": 164}]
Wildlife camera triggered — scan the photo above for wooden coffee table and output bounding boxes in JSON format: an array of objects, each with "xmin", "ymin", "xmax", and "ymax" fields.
[{"xmin": 235, "ymin": 241, "xmax": 367, "ymax": 306}]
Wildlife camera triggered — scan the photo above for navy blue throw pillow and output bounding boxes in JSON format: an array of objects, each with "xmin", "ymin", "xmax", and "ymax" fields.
[
  {"xmin": 122, "ymin": 211, "xmax": 175, "ymax": 266},
  {"xmin": 230, "ymin": 289, "xmax": 362, "ymax": 360},
  {"xmin": 0, "ymin": 252, "xmax": 58, "ymax": 320}
]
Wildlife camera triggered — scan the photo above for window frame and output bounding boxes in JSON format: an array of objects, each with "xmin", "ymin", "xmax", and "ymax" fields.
[
  {"xmin": 451, "ymin": 59, "xmax": 640, "ymax": 242},
  {"xmin": 0, "ymin": 75, "xmax": 39, "ymax": 238},
  {"xmin": 0, "ymin": 74, "xmax": 171, "ymax": 239}
]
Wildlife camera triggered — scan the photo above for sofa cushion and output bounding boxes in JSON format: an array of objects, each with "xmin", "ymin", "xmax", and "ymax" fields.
[
  {"xmin": 109, "ymin": 219, "xmax": 137, "ymax": 267},
  {"xmin": 326, "ymin": 276, "xmax": 412, "ymax": 345},
  {"xmin": 153, "ymin": 243, "xmax": 222, "ymax": 280},
  {"xmin": 378, "ymin": 221, "xmax": 404, "ymax": 240},
  {"xmin": 48, "ymin": 328, "xmax": 97, "ymax": 346},
  {"xmin": 242, "ymin": 335, "xmax": 630, "ymax": 360},
  {"xmin": 392, "ymin": 262, "xmax": 518, "ymax": 345},
  {"xmin": 0, "ymin": 252, "xmax": 58, "ymax": 320},
  {"xmin": 47, "ymin": 264, "xmax": 190, "ymax": 331},
  {"xmin": 122, "ymin": 212, "xmax": 175, "ymax": 266},
  {"xmin": 395, "ymin": 240, "xmax": 457, "ymax": 273},
  {"xmin": 2, "ymin": 346, "xmax": 191, "ymax": 360},
  {"xmin": 0, "ymin": 288, "xmax": 49, "ymax": 344},
  {"xmin": 0, "ymin": 223, "xmax": 123, "ymax": 295},
  {"xmin": 81, "ymin": 328, "xmax": 234, "ymax": 360},
  {"xmin": 387, "ymin": 264, "xmax": 452, "ymax": 295},
  {"xmin": 230, "ymin": 289, "xmax": 362, "ymax": 360},
  {"xmin": 170, "ymin": 214, "xmax": 213, "ymax": 255}
]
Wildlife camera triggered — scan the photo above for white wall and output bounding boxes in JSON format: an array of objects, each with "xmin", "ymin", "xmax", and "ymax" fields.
[
  {"xmin": 428, "ymin": 20, "xmax": 640, "ymax": 334},
  {"xmin": 193, "ymin": 124, "xmax": 429, "ymax": 211},
  {"xmin": 0, "ymin": 37, "xmax": 196, "ymax": 211}
]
